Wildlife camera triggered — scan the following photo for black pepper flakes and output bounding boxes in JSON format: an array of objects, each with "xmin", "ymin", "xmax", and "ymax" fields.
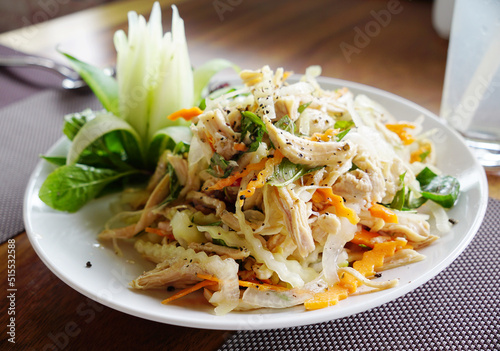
[{"xmin": 85, "ymin": 261, "xmax": 92, "ymax": 268}]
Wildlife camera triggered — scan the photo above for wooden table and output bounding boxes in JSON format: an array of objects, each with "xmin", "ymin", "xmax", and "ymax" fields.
[{"xmin": 1, "ymin": 0, "xmax": 498, "ymax": 350}]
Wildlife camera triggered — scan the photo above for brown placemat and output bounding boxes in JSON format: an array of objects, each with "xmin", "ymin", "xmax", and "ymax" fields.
[
  {"xmin": 0, "ymin": 45, "xmax": 100, "ymax": 242},
  {"xmin": 219, "ymin": 198, "xmax": 500, "ymax": 351}
]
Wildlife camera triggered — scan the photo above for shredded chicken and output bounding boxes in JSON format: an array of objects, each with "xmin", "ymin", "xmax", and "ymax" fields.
[
  {"xmin": 275, "ymin": 185, "xmax": 315, "ymax": 257},
  {"xmin": 188, "ymin": 242, "xmax": 250, "ymax": 260},
  {"xmin": 186, "ymin": 191, "xmax": 240, "ymax": 231},
  {"xmin": 266, "ymin": 121, "xmax": 356, "ymax": 167},
  {"xmin": 97, "ymin": 65, "xmax": 458, "ymax": 315}
]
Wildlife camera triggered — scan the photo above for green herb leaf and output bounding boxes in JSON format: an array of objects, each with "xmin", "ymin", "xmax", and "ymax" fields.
[
  {"xmin": 212, "ymin": 238, "xmax": 229, "ymax": 247},
  {"xmin": 390, "ymin": 172, "xmax": 406, "ymax": 210},
  {"xmin": 268, "ymin": 158, "xmax": 322, "ymax": 187},
  {"xmin": 63, "ymin": 109, "xmax": 96, "ymax": 141},
  {"xmin": 416, "ymin": 167, "xmax": 438, "ymax": 186},
  {"xmin": 158, "ymin": 163, "xmax": 182, "ymax": 207},
  {"xmin": 274, "ymin": 115, "xmax": 296, "ymax": 135},
  {"xmin": 206, "ymin": 221, "xmax": 223, "ymax": 226},
  {"xmin": 349, "ymin": 163, "xmax": 360, "ymax": 172},
  {"xmin": 147, "ymin": 126, "xmax": 192, "ymax": 169},
  {"xmin": 198, "ymin": 98, "xmax": 207, "ymax": 110},
  {"xmin": 241, "ymin": 111, "xmax": 267, "ymax": 152},
  {"xmin": 416, "ymin": 167, "xmax": 460, "ymax": 208},
  {"xmin": 39, "ymin": 164, "xmax": 139, "ymax": 212},
  {"xmin": 41, "ymin": 156, "xmax": 67, "ymax": 166},
  {"xmin": 207, "ymin": 153, "xmax": 235, "ymax": 178},
  {"xmin": 335, "ymin": 128, "xmax": 351, "ymax": 141},
  {"xmin": 419, "ymin": 150, "xmax": 430, "ymax": 162},
  {"xmin": 241, "ymin": 111, "xmax": 266, "ymax": 131},
  {"xmin": 61, "ymin": 52, "xmax": 119, "ymax": 116},
  {"xmin": 334, "ymin": 120, "xmax": 355, "ymax": 130},
  {"xmin": 298, "ymin": 102, "xmax": 311, "ymax": 114},
  {"xmin": 404, "ymin": 191, "xmax": 427, "ymax": 209}
]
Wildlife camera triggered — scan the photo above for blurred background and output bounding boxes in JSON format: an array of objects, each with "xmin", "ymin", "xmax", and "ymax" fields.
[
  {"xmin": 0, "ymin": 0, "xmax": 456, "ymax": 114},
  {"xmin": 0, "ymin": 0, "xmax": 117, "ymax": 33}
]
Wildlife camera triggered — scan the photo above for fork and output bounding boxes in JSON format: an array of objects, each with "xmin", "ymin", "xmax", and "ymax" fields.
[{"xmin": 0, "ymin": 55, "xmax": 114, "ymax": 89}]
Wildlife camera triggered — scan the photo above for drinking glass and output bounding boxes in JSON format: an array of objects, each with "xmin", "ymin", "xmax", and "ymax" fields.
[{"xmin": 440, "ymin": 0, "xmax": 500, "ymax": 169}]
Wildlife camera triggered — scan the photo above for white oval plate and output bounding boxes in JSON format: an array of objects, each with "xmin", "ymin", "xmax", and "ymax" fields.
[{"xmin": 24, "ymin": 77, "xmax": 488, "ymax": 330}]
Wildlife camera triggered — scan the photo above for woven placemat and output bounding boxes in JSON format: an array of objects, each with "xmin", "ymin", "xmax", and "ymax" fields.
[
  {"xmin": 0, "ymin": 45, "xmax": 69, "ymax": 107},
  {"xmin": 219, "ymin": 197, "xmax": 500, "ymax": 351},
  {"xmin": 0, "ymin": 90, "xmax": 100, "ymax": 242},
  {"xmin": 0, "ymin": 45, "xmax": 100, "ymax": 242}
]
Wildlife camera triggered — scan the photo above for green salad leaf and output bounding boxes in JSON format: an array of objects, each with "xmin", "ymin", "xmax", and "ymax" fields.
[
  {"xmin": 386, "ymin": 167, "xmax": 460, "ymax": 210},
  {"xmin": 61, "ymin": 53, "xmax": 119, "ymax": 116},
  {"xmin": 63, "ymin": 109, "xmax": 96, "ymax": 141},
  {"xmin": 416, "ymin": 167, "xmax": 460, "ymax": 208},
  {"xmin": 39, "ymin": 164, "xmax": 140, "ymax": 213},
  {"xmin": 40, "ymin": 156, "xmax": 67, "ymax": 166},
  {"xmin": 66, "ymin": 111, "xmax": 142, "ymax": 166}
]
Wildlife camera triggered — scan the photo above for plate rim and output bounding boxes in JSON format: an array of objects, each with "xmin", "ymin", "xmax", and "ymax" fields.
[{"xmin": 23, "ymin": 76, "xmax": 489, "ymax": 330}]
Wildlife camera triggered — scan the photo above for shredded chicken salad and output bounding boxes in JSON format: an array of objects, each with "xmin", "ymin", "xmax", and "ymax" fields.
[{"xmin": 98, "ymin": 65, "xmax": 460, "ymax": 314}]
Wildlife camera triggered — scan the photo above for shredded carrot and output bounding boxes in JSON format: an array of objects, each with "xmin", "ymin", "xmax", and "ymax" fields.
[
  {"xmin": 238, "ymin": 280, "xmax": 289, "ymax": 292},
  {"xmin": 334, "ymin": 87, "xmax": 349, "ymax": 98},
  {"xmin": 369, "ymin": 203, "xmax": 398, "ymax": 224},
  {"xmin": 197, "ymin": 273, "xmax": 220, "ymax": 282},
  {"xmin": 145, "ymin": 227, "xmax": 174, "ymax": 240},
  {"xmin": 282, "ymin": 71, "xmax": 293, "ymax": 81},
  {"xmin": 350, "ymin": 228, "xmax": 391, "ymax": 248},
  {"xmin": 304, "ymin": 239, "xmax": 405, "ymax": 310},
  {"xmin": 342, "ymin": 239, "xmax": 406, "ymax": 292},
  {"xmin": 197, "ymin": 273, "xmax": 288, "ymax": 292},
  {"xmin": 410, "ymin": 143, "xmax": 431, "ymax": 163},
  {"xmin": 308, "ymin": 128, "xmax": 337, "ymax": 142},
  {"xmin": 167, "ymin": 107, "xmax": 203, "ymax": 121},
  {"xmin": 312, "ymin": 188, "xmax": 360, "ymax": 225},
  {"xmin": 205, "ymin": 158, "xmax": 268, "ymax": 192},
  {"xmin": 237, "ymin": 150, "xmax": 284, "ymax": 207},
  {"xmin": 386, "ymin": 123, "xmax": 416, "ymax": 145},
  {"xmin": 355, "ymin": 239, "xmax": 405, "ymax": 276},
  {"xmin": 304, "ymin": 284, "xmax": 350, "ymax": 310},
  {"xmin": 233, "ymin": 142, "xmax": 248, "ymax": 152},
  {"xmin": 161, "ymin": 280, "xmax": 218, "ymax": 304},
  {"xmin": 205, "ymin": 132, "xmax": 216, "ymax": 153}
]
